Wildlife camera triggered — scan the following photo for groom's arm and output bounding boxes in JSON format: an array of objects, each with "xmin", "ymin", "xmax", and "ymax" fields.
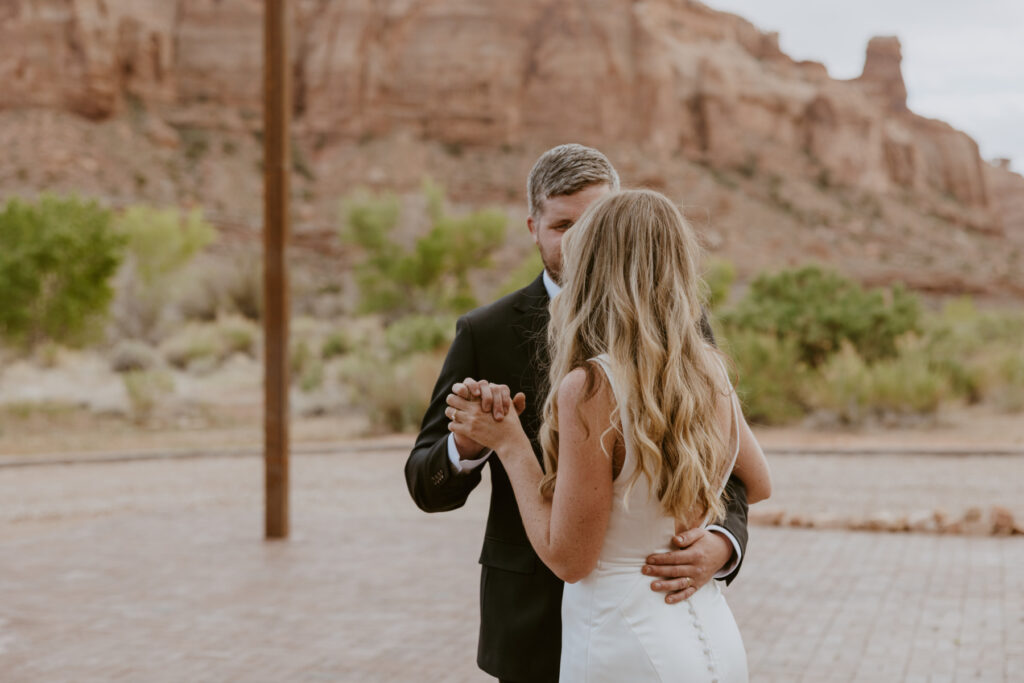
[
  {"xmin": 708, "ymin": 475, "xmax": 749, "ymax": 584},
  {"xmin": 698, "ymin": 306, "xmax": 750, "ymax": 583},
  {"xmin": 404, "ymin": 316, "xmax": 487, "ymax": 512}
]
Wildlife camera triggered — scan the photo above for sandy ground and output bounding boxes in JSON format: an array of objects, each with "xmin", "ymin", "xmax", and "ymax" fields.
[{"xmin": 3, "ymin": 404, "xmax": 1024, "ymax": 459}]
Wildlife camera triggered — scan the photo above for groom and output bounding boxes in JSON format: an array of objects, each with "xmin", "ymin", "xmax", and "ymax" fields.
[{"xmin": 405, "ymin": 144, "xmax": 749, "ymax": 682}]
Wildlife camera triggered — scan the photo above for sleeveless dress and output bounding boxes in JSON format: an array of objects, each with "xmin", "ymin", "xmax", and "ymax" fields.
[{"xmin": 559, "ymin": 355, "xmax": 749, "ymax": 683}]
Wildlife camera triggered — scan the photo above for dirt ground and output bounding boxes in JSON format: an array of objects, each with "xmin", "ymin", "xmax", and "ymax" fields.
[{"xmin": 3, "ymin": 400, "xmax": 1024, "ymax": 460}]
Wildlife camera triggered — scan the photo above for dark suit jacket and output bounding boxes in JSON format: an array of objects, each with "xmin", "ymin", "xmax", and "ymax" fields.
[{"xmin": 404, "ymin": 273, "xmax": 749, "ymax": 683}]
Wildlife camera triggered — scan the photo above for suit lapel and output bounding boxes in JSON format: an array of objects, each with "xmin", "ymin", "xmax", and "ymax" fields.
[
  {"xmin": 508, "ymin": 274, "xmax": 552, "ymax": 452},
  {"xmin": 512, "ymin": 272, "xmax": 550, "ymax": 348}
]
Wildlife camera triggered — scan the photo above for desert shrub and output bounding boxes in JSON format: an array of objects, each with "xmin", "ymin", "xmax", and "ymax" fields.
[
  {"xmin": 703, "ymin": 258, "xmax": 736, "ymax": 311},
  {"xmin": 992, "ymin": 352, "xmax": 1024, "ymax": 412},
  {"xmin": 339, "ymin": 349, "xmax": 445, "ymax": 433},
  {"xmin": 920, "ymin": 300, "xmax": 1024, "ymax": 408},
  {"xmin": 321, "ymin": 331, "xmax": 352, "ymax": 359},
  {"xmin": 179, "ymin": 250, "xmax": 263, "ymax": 322},
  {"xmin": 721, "ymin": 265, "xmax": 920, "ymax": 367},
  {"xmin": 719, "ymin": 328, "xmax": 810, "ymax": 424},
  {"xmin": 385, "ymin": 314, "xmax": 455, "ymax": 357},
  {"xmin": 0, "ymin": 195, "xmax": 125, "ymax": 347},
  {"xmin": 162, "ymin": 324, "xmax": 220, "ymax": 370},
  {"xmin": 112, "ymin": 206, "xmax": 216, "ymax": 340},
  {"xmin": 160, "ymin": 315, "xmax": 257, "ymax": 371},
  {"xmin": 496, "ymin": 251, "xmax": 545, "ymax": 298},
  {"xmin": 300, "ymin": 357, "xmax": 325, "ymax": 393},
  {"xmin": 110, "ymin": 340, "xmax": 162, "ymax": 373},
  {"xmin": 118, "ymin": 206, "xmax": 215, "ymax": 285},
  {"xmin": 123, "ymin": 369, "xmax": 174, "ymax": 423},
  {"xmin": 216, "ymin": 315, "xmax": 258, "ymax": 356},
  {"xmin": 289, "ymin": 339, "xmax": 325, "ymax": 392},
  {"xmin": 340, "ymin": 179, "xmax": 506, "ymax": 318},
  {"xmin": 0, "ymin": 400, "xmax": 80, "ymax": 422},
  {"xmin": 814, "ymin": 341, "xmax": 947, "ymax": 424},
  {"xmin": 34, "ymin": 341, "xmax": 62, "ymax": 369}
]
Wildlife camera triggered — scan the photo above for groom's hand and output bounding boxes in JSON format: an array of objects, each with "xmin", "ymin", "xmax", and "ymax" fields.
[{"xmin": 642, "ymin": 528, "xmax": 733, "ymax": 604}]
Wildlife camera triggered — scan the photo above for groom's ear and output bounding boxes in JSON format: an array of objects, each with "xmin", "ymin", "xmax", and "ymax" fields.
[{"xmin": 527, "ymin": 215, "xmax": 539, "ymax": 242}]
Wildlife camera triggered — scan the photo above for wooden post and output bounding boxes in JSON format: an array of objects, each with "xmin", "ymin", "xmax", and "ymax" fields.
[{"xmin": 263, "ymin": 0, "xmax": 290, "ymax": 539}]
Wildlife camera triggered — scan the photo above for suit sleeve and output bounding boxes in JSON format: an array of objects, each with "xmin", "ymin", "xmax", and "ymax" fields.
[
  {"xmin": 701, "ymin": 306, "xmax": 749, "ymax": 584},
  {"xmin": 715, "ymin": 475, "xmax": 749, "ymax": 584},
  {"xmin": 404, "ymin": 316, "xmax": 486, "ymax": 512}
]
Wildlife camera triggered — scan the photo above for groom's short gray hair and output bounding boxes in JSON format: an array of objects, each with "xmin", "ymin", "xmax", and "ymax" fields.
[{"xmin": 527, "ymin": 144, "xmax": 620, "ymax": 218}]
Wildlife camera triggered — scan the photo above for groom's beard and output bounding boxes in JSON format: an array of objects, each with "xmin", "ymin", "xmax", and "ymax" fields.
[{"xmin": 541, "ymin": 256, "xmax": 561, "ymax": 286}]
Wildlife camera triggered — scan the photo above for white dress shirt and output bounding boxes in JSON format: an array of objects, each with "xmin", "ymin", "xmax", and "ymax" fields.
[{"xmin": 446, "ymin": 270, "xmax": 741, "ymax": 577}]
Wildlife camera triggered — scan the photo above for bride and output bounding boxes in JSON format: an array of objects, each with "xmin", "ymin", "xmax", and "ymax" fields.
[{"xmin": 446, "ymin": 189, "xmax": 771, "ymax": 682}]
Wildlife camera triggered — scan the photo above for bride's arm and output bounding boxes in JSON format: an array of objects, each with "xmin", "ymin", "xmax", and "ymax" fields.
[
  {"xmin": 719, "ymin": 388, "xmax": 771, "ymax": 504},
  {"xmin": 447, "ymin": 368, "xmax": 615, "ymax": 583}
]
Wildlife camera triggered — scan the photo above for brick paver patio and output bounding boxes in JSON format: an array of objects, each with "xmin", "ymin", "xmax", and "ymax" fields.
[{"xmin": 1, "ymin": 450, "xmax": 1021, "ymax": 682}]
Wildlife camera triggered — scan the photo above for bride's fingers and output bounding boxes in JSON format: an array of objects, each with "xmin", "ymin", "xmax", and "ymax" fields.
[
  {"xmin": 451, "ymin": 382, "xmax": 473, "ymax": 400},
  {"xmin": 493, "ymin": 385, "xmax": 511, "ymax": 421},
  {"xmin": 446, "ymin": 393, "xmax": 473, "ymax": 412},
  {"xmin": 478, "ymin": 381, "xmax": 493, "ymax": 414},
  {"xmin": 462, "ymin": 377, "xmax": 481, "ymax": 398},
  {"xmin": 512, "ymin": 392, "xmax": 527, "ymax": 415}
]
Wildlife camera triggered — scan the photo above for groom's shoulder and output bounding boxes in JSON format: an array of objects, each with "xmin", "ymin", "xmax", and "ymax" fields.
[
  {"xmin": 461, "ymin": 276, "xmax": 544, "ymax": 331},
  {"xmin": 462, "ymin": 288, "xmax": 524, "ymax": 328}
]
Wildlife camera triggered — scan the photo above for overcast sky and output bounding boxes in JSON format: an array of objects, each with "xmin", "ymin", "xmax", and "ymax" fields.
[{"xmin": 704, "ymin": 0, "xmax": 1024, "ymax": 171}]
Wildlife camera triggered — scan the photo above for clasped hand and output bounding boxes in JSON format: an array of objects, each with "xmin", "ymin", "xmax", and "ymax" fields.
[{"xmin": 445, "ymin": 378, "xmax": 527, "ymax": 454}]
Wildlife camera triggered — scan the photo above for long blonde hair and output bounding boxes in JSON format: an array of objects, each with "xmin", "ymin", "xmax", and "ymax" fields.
[{"xmin": 539, "ymin": 190, "xmax": 730, "ymax": 522}]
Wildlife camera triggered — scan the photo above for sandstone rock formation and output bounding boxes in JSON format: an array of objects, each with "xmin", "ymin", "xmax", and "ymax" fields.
[
  {"xmin": 1, "ymin": 0, "xmax": 1021, "ymax": 290},
  {"xmin": 0, "ymin": 0, "xmax": 1009, "ymax": 220}
]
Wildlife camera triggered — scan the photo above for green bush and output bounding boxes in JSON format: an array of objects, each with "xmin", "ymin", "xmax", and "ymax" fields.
[
  {"xmin": 117, "ymin": 206, "xmax": 215, "ymax": 285},
  {"xmin": 703, "ymin": 258, "xmax": 736, "ymax": 311},
  {"xmin": 721, "ymin": 265, "xmax": 920, "ymax": 367},
  {"xmin": 113, "ymin": 206, "xmax": 216, "ymax": 339},
  {"xmin": 339, "ymin": 349, "xmax": 446, "ymax": 433},
  {"xmin": 920, "ymin": 301, "xmax": 1024, "ymax": 409},
  {"xmin": 993, "ymin": 352, "xmax": 1024, "ymax": 412},
  {"xmin": 385, "ymin": 314, "xmax": 455, "ymax": 357},
  {"xmin": 340, "ymin": 179, "xmax": 506, "ymax": 318},
  {"xmin": 321, "ymin": 331, "xmax": 352, "ymax": 359},
  {"xmin": 0, "ymin": 195, "xmax": 125, "ymax": 347},
  {"xmin": 160, "ymin": 315, "xmax": 257, "ymax": 371},
  {"xmin": 496, "ymin": 251, "xmax": 545, "ymax": 298},
  {"xmin": 290, "ymin": 339, "xmax": 326, "ymax": 392},
  {"xmin": 123, "ymin": 369, "xmax": 175, "ymax": 424},
  {"xmin": 814, "ymin": 341, "xmax": 947, "ymax": 424},
  {"xmin": 719, "ymin": 328, "xmax": 810, "ymax": 424}
]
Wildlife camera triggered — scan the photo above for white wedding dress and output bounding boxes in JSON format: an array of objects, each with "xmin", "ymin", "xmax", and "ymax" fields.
[{"xmin": 559, "ymin": 356, "xmax": 749, "ymax": 683}]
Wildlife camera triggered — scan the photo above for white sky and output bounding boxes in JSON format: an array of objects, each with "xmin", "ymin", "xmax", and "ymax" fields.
[{"xmin": 704, "ymin": 0, "xmax": 1024, "ymax": 171}]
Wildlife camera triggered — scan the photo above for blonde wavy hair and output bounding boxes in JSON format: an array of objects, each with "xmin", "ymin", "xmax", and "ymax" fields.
[{"xmin": 539, "ymin": 189, "xmax": 731, "ymax": 522}]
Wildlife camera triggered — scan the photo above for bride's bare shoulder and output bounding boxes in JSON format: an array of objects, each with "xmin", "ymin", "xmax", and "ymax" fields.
[{"xmin": 557, "ymin": 364, "xmax": 616, "ymax": 422}]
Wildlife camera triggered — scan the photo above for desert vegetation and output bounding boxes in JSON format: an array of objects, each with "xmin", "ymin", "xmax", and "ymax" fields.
[{"xmin": 1, "ymin": 192, "xmax": 1022, "ymax": 441}]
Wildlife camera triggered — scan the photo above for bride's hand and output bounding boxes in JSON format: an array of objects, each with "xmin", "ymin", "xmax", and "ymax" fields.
[{"xmin": 446, "ymin": 385, "xmax": 527, "ymax": 454}]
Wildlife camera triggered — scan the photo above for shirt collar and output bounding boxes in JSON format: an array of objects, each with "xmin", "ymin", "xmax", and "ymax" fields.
[{"xmin": 542, "ymin": 270, "xmax": 561, "ymax": 300}]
